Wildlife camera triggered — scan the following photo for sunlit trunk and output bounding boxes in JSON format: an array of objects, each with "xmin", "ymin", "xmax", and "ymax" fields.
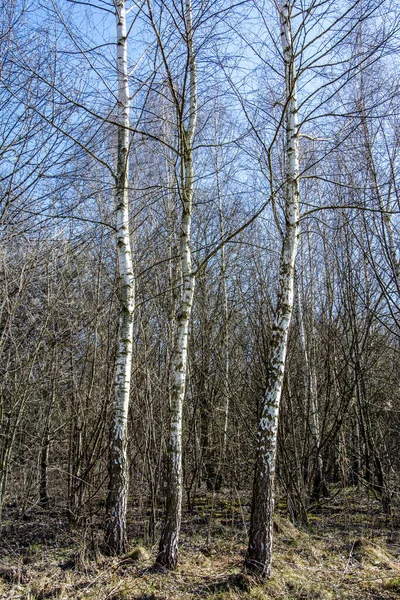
[
  {"xmin": 157, "ymin": 0, "xmax": 197, "ymax": 570},
  {"xmin": 246, "ymin": 0, "xmax": 300, "ymax": 577},
  {"xmin": 105, "ymin": 0, "xmax": 135, "ymax": 555}
]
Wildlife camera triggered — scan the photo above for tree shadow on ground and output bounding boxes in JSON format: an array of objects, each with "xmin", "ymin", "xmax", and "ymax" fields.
[{"xmin": 191, "ymin": 572, "xmax": 252, "ymax": 597}]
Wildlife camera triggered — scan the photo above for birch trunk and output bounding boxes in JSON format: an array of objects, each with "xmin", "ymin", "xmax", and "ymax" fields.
[
  {"xmin": 296, "ymin": 275, "xmax": 326, "ymax": 501},
  {"xmin": 157, "ymin": 0, "xmax": 197, "ymax": 570},
  {"xmin": 362, "ymin": 122, "xmax": 400, "ymax": 289},
  {"xmin": 105, "ymin": 0, "xmax": 135, "ymax": 555},
  {"xmin": 246, "ymin": 0, "xmax": 300, "ymax": 577},
  {"xmin": 355, "ymin": 33, "xmax": 400, "ymax": 293},
  {"xmin": 217, "ymin": 155, "xmax": 230, "ymax": 469}
]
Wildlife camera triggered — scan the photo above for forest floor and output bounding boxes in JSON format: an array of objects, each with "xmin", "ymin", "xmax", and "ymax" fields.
[{"xmin": 0, "ymin": 487, "xmax": 399, "ymax": 599}]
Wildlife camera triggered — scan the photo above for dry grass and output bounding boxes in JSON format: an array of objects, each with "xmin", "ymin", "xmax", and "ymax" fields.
[{"xmin": 0, "ymin": 489, "xmax": 399, "ymax": 599}]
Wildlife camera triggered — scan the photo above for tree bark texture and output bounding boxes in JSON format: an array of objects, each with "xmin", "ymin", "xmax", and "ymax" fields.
[
  {"xmin": 246, "ymin": 0, "xmax": 300, "ymax": 577},
  {"xmin": 157, "ymin": 0, "xmax": 197, "ymax": 569},
  {"xmin": 105, "ymin": 0, "xmax": 135, "ymax": 556}
]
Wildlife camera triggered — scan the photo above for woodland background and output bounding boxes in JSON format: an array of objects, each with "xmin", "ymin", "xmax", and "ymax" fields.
[{"xmin": 1, "ymin": 0, "xmax": 400, "ymax": 597}]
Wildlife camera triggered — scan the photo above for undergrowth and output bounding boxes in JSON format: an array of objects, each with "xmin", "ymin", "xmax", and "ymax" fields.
[{"xmin": 0, "ymin": 488, "xmax": 399, "ymax": 599}]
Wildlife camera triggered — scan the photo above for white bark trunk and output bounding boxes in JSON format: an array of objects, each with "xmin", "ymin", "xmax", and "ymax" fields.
[
  {"xmin": 356, "ymin": 36, "xmax": 400, "ymax": 292},
  {"xmin": 157, "ymin": 0, "xmax": 197, "ymax": 569},
  {"xmin": 246, "ymin": 0, "xmax": 300, "ymax": 577},
  {"xmin": 297, "ymin": 278, "xmax": 325, "ymax": 500},
  {"xmin": 220, "ymin": 197, "xmax": 230, "ymax": 463},
  {"xmin": 365, "ymin": 134, "xmax": 400, "ymax": 288},
  {"xmin": 105, "ymin": 0, "xmax": 135, "ymax": 555}
]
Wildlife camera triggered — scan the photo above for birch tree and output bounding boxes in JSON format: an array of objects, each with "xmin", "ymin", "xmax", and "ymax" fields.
[
  {"xmin": 151, "ymin": 0, "xmax": 198, "ymax": 569},
  {"xmin": 104, "ymin": 0, "xmax": 135, "ymax": 555},
  {"xmin": 245, "ymin": 0, "xmax": 300, "ymax": 577},
  {"xmin": 241, "ymin": 0, "xmax": 399, "ymax": 575},
  {"xmin": 296, "ymin": 262, "xmax": 327, "ymax": 501}
]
